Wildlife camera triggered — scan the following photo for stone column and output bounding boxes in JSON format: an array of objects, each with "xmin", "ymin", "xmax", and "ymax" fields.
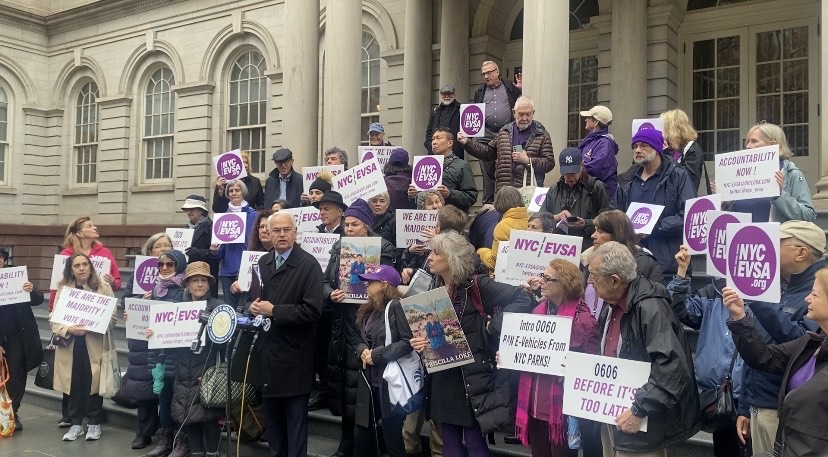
[
  {"xmin": 172, "ymin": 82, "xmax": 215, "ymax": 219},
  {"xmin": 96, "ymin": 96, "xmax": 133, "ymax": 224},
  {"xmin": 813, "ymin": 0, "xmax": 828, "ymax": 208},
  {"xmin": 283, "ymin": 0, "xmax": 319, "ymax": 166},
  {"xmin": 439, "ymin": 0, "xmax": 469, "ymax": 99},
  {"xmin": 521, "ymin": 0, "xmax": 569, "ymax": 178},
  {"xmin": 610, "ymin": 0, "xmax": 648, "ymax": 166},
  {"xmin": 402, "ymin": 0, "xmax": 432, "ymax": 156},
  {"xmin": 323, "ymin": 0, "xmax": 362, "ymax": 164}
]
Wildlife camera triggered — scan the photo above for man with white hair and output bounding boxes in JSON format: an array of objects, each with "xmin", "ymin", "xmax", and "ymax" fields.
[
  {"xmin": 458, "ymin": 95, "xmax": 555, "ymax": 192},
  {"xmin": 588, "ymin": 241, "xmax": 700, "ymax": 457}
]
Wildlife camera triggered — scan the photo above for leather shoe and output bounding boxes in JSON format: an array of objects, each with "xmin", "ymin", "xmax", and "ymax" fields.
[
  {"xmin": 131, "ymin": 435, "xmax": 152, "ymax": 449},
  {"xmin": 503, "ymin": 434, "xmax": 521, "ymax": 445},
  {"xmin": 13, "ymin": 417, "xmax": 21, "ymax": 431}
]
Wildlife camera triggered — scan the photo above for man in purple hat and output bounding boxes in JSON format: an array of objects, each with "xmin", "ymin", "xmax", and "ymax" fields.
[{"xmin": 613, "ymin": 124, "xmax": 696, "ymax": 283}]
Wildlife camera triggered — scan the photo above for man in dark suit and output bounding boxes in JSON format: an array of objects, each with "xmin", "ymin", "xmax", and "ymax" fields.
[{"xmin": 248, "ymin": 212, "xmax": 324, "ymax": 457}]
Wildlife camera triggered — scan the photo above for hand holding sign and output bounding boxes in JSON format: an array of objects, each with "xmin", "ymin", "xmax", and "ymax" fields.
[
  {"xmin": 412, "ymin": 156, "xmax": 444, "ymax": 191},
  {"xmin": 721, "ymin": 287, "xmax": 747, "ymax": 321},
  {"xmin": 213, "ymin": 150, "xmax": 247, "ymax": 181},
  {"xmin": 625, "ymin": 203, "xmax": 665, "ymax": 235},
  {"xmin": 211, "ymin": 213, "xmax": 247, "ymax": 245},
  {"xmin": 460, "ymin": 104, "xmax": 486, "ymax": 137}
]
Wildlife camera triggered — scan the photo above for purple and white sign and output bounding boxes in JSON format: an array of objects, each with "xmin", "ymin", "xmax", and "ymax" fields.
[
  {"xmin": 0, "ymin": 266, "xmax": 29, "ymax": 306},
  {"xmin": 498, "ymin": 313, "xmax": 572, "ymax": 376},
  {"xmin": 212, "ymin": 149, "xmax": 248, "ymax": 181},
  {"xmin": 50, "ymin": 287, "xmax": 118, "ymax": 334},
  {"xmin": 625, "ymin": 202, "xmax": 665, "ymax": 235},
  {"xmin": 631, "ymin": 118, "xmax": 663, "ymax": 137},
  {"xmin": 460, "ymin": 103, "xmax": 485, "ymax": 137},
  {"xmin": 332, "ymin": 157, "xmax": 387, "ymax": 205},
  {"xmin": 714, "ymin": 145, "xmax": 779, "ymax": 202},
  {"xmin": 683, "ymin": 195, "xmax": 721, "ymax": 254},
  {"xmin": 705, "ymin": 211, "xmax": 752, "ymax": 278},
  {"xmin": 211, "ymin": 213, "xmax": 247, "ymax": 245},
  {"xmin": 726, "ymin": 222, "xmax": 780, "ymax": 302},
  {"xmin": 282, "ymin": 207, "xmax": 322, "ymax": 233},
  {"xmin": 505, "ymin": 230, "xmax": 582, "ymax": 283},
  {"xmin": 165, "ymin": 228, "xmax": 194, "ymax": 255},
  {"xmin": 124, "ymin": 298, "xmax": 155, "ymax": 340},
  {"xmin": 132, "ymin": 256, "xmax": 159, "ymax": 295},
  {"xmin": 358, "ymin": 146, "xmax": 394, "ymax": 167},
  {"xmin": 302, "ymin": 165, "xmax": 344, "ymax": 194},
  {"xmin": 411, "ymin": 155, "xmax": 443, "ymax": 191},
  {"xmin": 527, "ymin": 187, "xmax": 550, "ymax": 213}
]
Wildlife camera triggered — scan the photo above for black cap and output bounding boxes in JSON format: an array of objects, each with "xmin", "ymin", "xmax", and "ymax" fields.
[
  {"xmin": 272, "ymin": 148, "xmax": 293, "ymax": 162},
  {"xmin": 313, "ymin": 191, "xmax": 348, "ymax": 211}
]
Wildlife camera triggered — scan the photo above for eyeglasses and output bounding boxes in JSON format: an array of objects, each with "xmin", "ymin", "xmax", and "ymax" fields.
[
  {"xmin": 541, "ymin": 274, "xmax": 559, "ymax": 284},
  {"xmin": 158, "ymin": 261, "xmax": 176, "ymax": 269},
  {"xmin": 270, "ymin": 228, "xmax": 294, "ymax": 235},
  {"xmin": 481, "ymin": 69, "xmax": 497, "ymax": 76}
]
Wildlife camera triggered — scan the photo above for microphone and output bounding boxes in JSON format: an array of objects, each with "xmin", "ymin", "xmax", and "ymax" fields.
[{"xmin": 190, "ymin": 309, "xmax": 214, "ymax": 353}]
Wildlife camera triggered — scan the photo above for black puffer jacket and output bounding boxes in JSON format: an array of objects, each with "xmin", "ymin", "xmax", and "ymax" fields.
[
  {"xmin": 323, "ymin": 235, "xmax": 400, "ymax": 418},
  {"xmin": 371, "ymin": 211, "xmax": 396, "ymax": 246},
  {"xmin": 598, "ymin": 276, "xmax": 700, "ymax": 453},
  {"xmin": 170, "ymin": 296, "xmax": 223, "ymax": 425},
  {"xmin": 428, "ymin": 275, "xmax": 534, "ymax": 434}
]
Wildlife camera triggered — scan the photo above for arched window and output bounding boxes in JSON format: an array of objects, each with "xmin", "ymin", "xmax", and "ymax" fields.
[
  {"xmin": 143, "ymin": 67, "xmax": 175, "ymax": 180},
  {"xmin": 74, "ymin": 81, "xmax": 99, "ymax": 184},
  {"xmin": 228, "ymin": 50, "xmax": 267, "ymax": 173},
  {"xmin": 0, "ymin": 86, "xmax": 7, "ymax": 184},
  {"xmin": 360, "ymin": 31, "xmax": 380, "ymax": 145}
]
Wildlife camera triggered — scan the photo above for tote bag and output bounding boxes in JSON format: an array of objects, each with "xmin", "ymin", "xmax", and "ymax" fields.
[
  {"xmin": 98, "ymin": 332, "xmax": 122, "ymax": 398},
  {"xmin": 381, "ymin": 301, "xmax": 425, "ymax": 415}
]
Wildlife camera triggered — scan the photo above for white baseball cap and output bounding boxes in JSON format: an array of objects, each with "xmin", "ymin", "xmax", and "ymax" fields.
[{"xmin": 579, "ymin": 105, "xmax": 612, "ymax": 125}]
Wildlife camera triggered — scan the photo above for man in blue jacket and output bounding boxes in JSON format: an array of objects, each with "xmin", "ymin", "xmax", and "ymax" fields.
[
  {"xmin": 734, "ymin": 220, "xmax": 826, "ymax": 456},
  {"xmin": 613, "ymin": 125, "xmax": 697, "ymax": 283}
]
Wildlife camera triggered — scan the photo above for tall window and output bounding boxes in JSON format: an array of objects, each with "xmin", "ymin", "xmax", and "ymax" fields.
[
  {"xmin": 567, "ymin": 56, "xmax": 598, "ymax": 147},
  {"xmin": 228, "ymin": 50, "xmax": 267, "ymax": 173},
  {"xmin": 360, "ymin": 31, "xmax": 380, "ymax": 145},
  {"xmin": 74, "ymin": 81, "xmax": 99, "ymax": 184},
  {"xmin": 691, "ymin": 36, "xmax": 741, "ymax": 161},
  {"xmin": 143, "ymin": 67, "xmax": 175, "ymax": 180},
  {"xmin": 0, "ymin": 87, "xmax": 7, "ymax": 183}
]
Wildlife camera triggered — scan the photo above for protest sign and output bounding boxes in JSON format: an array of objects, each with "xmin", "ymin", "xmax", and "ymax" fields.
[
  {"xmin": 299, "ymin": 233, "xmax": 340, "ymax": 272},
  {"xmin": 494, "ymin": 244, "xmax": 522, "ymax": 286},
  {"xmin": 632, "ymin": 118, "xmax": 663, "ymax": 137},
  {"xmin": 726, "ymin": 222, "xmax": 780, "ymax": 302},
  {"xmin": 358, "ymin": 146, "xmax": 394, "ymax": 167},
  {"xmin": 332, "ymin": 157, "xmax": 387, "ymax": 205},
  {"xmin": 505, "ymin": 230, "xmax": 582, "ymax": 283},
  {"xmin": 124, "ymin": 298, "xmax": 156, "ymax": 340},
  {"xmin": 339, "ymin": 237, "xmax": 382, "ymax": 304},
  {"xmin": 282, "ymin": 207, "xmax": 322, "ymax": 233},
  {"xmin": 50, "ymin": 287, "xmax": 117, "ymax": 334},
  {"xmin": 166, "ymin": 228, "xmax": 194, "ymax": 254},
  {"xmin": 706, "ymin": 211, "xmax": 752, "ymax": 278},
  {"xmin": 147, "ymin": 301, "xmax": 206, "ymax": 349},
  {"xmin": 400, "ymin": 287, "xmax": 474, "ymax": 373},
  {"xmin": 302, "ymin": 165, "xmax": 344, "ymax": 193},
  {"xmin": 562, "ymin": 352, "xmax": 651, "ymax": 431},
  {"xmin": 395, "ymin": 210, "xmax": 438, "ymax": 248},
  {"xmin": 497, "ymin": 313, "xmax": 572, "ymax": 376},
  {"xmin": 212, "ymin": 149, "xmax": 247, "ymax": 181},
  {"xmin": 411, "ymin": 155, "xmax": 443, "ymax": 191},
  {"xmin": 50, "ymin": 255, "xmax": 112, "ymax": 290},
  {"xmin": 714, "ymin": 145, "xmax": 779, "ymax": 201},
  {"xmin": 132, "ymin": 256, "xmax": 159, "ymax": 294},
  {"xmin": 0, "ymin": 266, "xmax": 29, "ymax": 306},
  {"xmin": 625, "ymin": 202, "xmax": 665, "ymax": 235},
  {"xmin": 460, "ymin": 103, "xmax": 485, "ymax": 137},
  {"xmin": 683, "ymin": 195, "xmax": 721, "ymax": 254},
  {"xmin": 211, "ymin": 212, "xmax": 247, "ymax": 245},
  {"xmin": 527, "ymin": 187, "xmax": 549, "ymax": 213},
  {"xmin": 238, "ymin": 251, "xmax": 267, "ymax": 292}
]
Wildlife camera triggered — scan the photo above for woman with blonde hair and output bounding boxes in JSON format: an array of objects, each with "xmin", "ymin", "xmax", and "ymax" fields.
[
  {"xmin": 661, "ymin": 109, "xmax": 704, "ymax": 192},
  {"xmin": 51, "ymin": 253, "xmax": 116, "ymax": 442}
]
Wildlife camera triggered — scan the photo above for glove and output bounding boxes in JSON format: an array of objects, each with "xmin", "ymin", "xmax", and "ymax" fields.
[{"xmin": 151, "ymin": 362, "xmax": 165, "ymax": 395}]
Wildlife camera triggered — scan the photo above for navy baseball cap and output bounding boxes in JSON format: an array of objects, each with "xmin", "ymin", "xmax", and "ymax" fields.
[{"xmin": 559, "ymin": 148, "xmax": 582, "ymax": 174}]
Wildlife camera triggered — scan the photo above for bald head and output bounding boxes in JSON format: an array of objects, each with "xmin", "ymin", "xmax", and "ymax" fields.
[{"xmin": 268, "ymin": 212, "xmax": 297, "ymax": 254}]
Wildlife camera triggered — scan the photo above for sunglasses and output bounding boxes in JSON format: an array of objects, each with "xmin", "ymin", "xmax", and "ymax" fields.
[{"xmin": 158, "ymin": 261, "xmax": 176, "ymax": 269}]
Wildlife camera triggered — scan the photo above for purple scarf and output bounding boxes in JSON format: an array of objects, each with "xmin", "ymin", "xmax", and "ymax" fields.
[
  {"xmin": 153, "ymin": 273, "xmax": 184, "ymax": 298},
  {"xmin": 515, "ymin": 298, "xmax": 579, "ymax": 447}
]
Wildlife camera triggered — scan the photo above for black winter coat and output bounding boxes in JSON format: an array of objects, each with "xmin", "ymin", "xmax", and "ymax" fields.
[
  {"xmin": 355, "ymin": 300, "xmax": 414, "ymax": 428},
  {"xmin": 428, "ymin": 275, "xmax": 534, "ymax": 434},
  {"xmin": 372, "ymin": 212, "xmax": 396, "ymax": 247},
  {"xmin": 425, "ymin": 100, "xmax": 464, "ymax": 158},
  {"xmin": 539, "ymin": 175, "xmax": 610, "ymax": 252},
  {"xmin": 123, "ymin": 338, "xmax": 157, "ymax": 402},
  {"xmin": 729, "ymin": 316, "xmax": 828, "ymax": 457},
  {"xmin": 2, "ymin": 289, "xmax": 44, "ymax": 372},
  {"xmin": 598, "ymin": 276, "xmax": 700, "ymax": 453},
  {"xmin": 264, "ymin": 169, "xmax": 303, "ymax": 209},
  {"xmin": 147, "ymin": 292, "xmax": 186, "ymax": 382},
  {"xmin": 246, "ymin": 246, "xmax": 324, "ymax": 397},
  {"xmin": 186, "ymin": 217, "xmax": 220, "ymax": 298},
  {"xmin": 323, "ymin": 235, "xmax": 400, "ymax": 418}
]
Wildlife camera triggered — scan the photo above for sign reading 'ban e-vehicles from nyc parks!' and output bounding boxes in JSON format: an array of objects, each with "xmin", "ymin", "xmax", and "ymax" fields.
[
  {"xmin": 683, "ymin": 195, "xmax": 721, "ymax": 255},
  {"xmin": 411, "ymin": 155, "xmax": 443, "ymax": 191},
  {"xmin": 460, "ymin": 103, "xmax": 485, "ymax": 137},
  {"xmin": 625, "ymin": 202, "xmax": 665, "ymax": 235},
  {"xmin": 726, "ymin": 222, "xmax": 780, "ymax": 303},
  {"xmin": 211, "ymin": 213, "xmax": 247, "ymax": 245}
]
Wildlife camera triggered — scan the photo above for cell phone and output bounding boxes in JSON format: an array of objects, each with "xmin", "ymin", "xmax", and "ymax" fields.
[
  {"xmin": 567, "ymin": 216, "xmax": 579, "ymax": 223},
  {"xmin": 512, "ymin": 145, "xmax": 524, "ymax": 153}
]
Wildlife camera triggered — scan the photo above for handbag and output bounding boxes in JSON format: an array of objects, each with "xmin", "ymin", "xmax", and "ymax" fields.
[
  {"xmin": 98, "ymin": 331, "xmax": 122, "ymax": 398},
  {"xmin": 199, "ymin": 350, "xmax": 258, "ymax": 408},
  {"xmin": 381, "ymin": 301, "xmax": 425, "ymax": 416},
  {"xmin": 34, "ymin": 336, "xmax": 58, "ymax": 390},
  {"xmin": 699, "ymin": 351, "xmax": 738, "ymax": 432},
  {"xmin": 0, "ymin": 358, "xmax": 15, "ymax": 437},
  {"xmin": 520, "ymin": 161, "xmax": 538, "ymax": 207}
]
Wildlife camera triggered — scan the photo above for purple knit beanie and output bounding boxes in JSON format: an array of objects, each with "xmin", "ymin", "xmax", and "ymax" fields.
[
  {"xmin": 631, "ymin": 123, "xmax": 664, "ymax": 152},
  {"xmin": 343, "ymin": 198, "xmax": 374, "ymax": 227}
]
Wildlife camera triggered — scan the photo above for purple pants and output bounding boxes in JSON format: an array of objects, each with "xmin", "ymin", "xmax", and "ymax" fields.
[{"xmin": 440, "ymin": 422, "xmax": 491, "ymax": 457}]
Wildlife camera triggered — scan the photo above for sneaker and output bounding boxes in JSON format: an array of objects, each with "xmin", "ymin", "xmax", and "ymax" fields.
[
  {"xmin": 85, "ymin": 424, "xmax": 102, "ymax": 441},
  {"xmin": 62, "ymin": 425, "xmax": 84, "ymax": 441},
  {"xmin": 58, "ymin": 418, "xmax": 71, "ymax": 428}
]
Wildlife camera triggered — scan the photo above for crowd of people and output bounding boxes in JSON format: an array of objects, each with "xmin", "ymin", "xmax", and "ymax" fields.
[{"xmin": 0, "ymin": 58, "xmax": 824, "ymax": 457}]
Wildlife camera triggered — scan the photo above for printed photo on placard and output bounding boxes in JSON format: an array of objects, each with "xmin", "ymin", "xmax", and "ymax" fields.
[{"xmin": 338, "ymin": 237, "xmax": 382, "ymax": 304}]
